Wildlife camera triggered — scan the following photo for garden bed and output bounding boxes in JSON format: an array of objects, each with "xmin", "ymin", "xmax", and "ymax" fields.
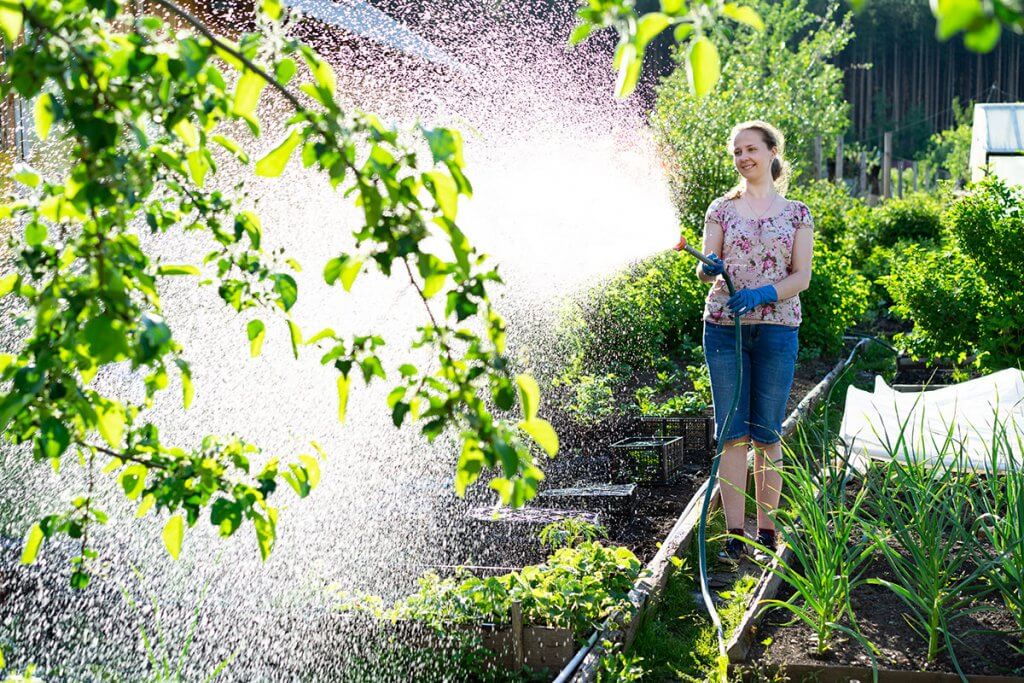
[{"xmin": 746, "ymin": 550, "xmax": 1024, "ymax": 678}]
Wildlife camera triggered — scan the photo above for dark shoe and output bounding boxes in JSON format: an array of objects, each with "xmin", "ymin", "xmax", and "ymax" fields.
[
  {"xmin": 753, "ymin": 529, "xmax": 778, "ymax": 564},
  {"xmin": 717, "ymin": 532, "xmax": 746, "ymax": 567}
]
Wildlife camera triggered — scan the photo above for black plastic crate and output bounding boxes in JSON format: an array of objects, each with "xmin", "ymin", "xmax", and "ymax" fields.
[
  {"xmin": 609, "ymin": 436, "xmax": 685, "ymax": 484},
  {"xmin": 637, "ymin": 416, "xmax": 714, "ymax": 467}
]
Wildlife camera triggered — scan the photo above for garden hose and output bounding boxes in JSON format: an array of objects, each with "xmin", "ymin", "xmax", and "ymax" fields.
[{"xmin": 674, "ymin": 237, "xmax": 742, "ymax": 675}]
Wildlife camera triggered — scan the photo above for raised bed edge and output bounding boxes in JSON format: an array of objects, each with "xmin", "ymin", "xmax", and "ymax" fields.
[{"xmin": 733, "ymin": 663, "xmax": 1024, "ymax": 683}]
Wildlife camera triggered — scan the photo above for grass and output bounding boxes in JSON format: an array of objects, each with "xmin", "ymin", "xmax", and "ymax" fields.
[{"xmin": 627, "ymin": 510, "xmax": 758, "ymax": 682}]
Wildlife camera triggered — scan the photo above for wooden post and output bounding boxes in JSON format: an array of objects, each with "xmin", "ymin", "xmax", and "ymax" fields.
[
  {"xmin": 913, "ymin": 161, "xmax": 919, "ymax": 192},
  {"xmin": 882, "ymin": 131, "xmax": 893, "ymax": 199},
  {"xmin": 813, "ymin": 136, "xmax": 823, "ymax": 180},
  {"xmin": 897, "ymin": 162, "xmax": 904, "ymax": 198},
  {"xmin": 512, "ymin": 601, "xmax": 525, "ymax": 668},
  {"xmin": 859, "ymin": 151, "xmax": 868, "ymax": 196},
  {"xmin": 834, "ymin": 135, "xmax": 844, "ymax": 183}
]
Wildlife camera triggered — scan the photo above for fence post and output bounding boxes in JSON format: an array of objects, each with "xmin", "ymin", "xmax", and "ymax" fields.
[
  {"xmin": 813, "ymin": 136, "xmax": 823, "ymax": 180},
  {"xmin": 897, "ymin": 162, "xmax": 904, "ymax": 198},
  {"xmin": 834, "ymin": 135, "xmax": 844, "ymax": 183},
  {"xmin": 859, "ymin": 151, "xmax": 867, "ymax": 197},
  {"xmin": 882, "ymin": 132, "xmax": 893, "ymax": 199},
  {"xmin": 913, "ymin": 161, "xmax": 919, "ymax": 192}
]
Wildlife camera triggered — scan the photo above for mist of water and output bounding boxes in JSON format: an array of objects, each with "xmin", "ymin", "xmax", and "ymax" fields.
[{"xmin": 0, "ymin": 1, "xmax": 680, "ymax": 678}]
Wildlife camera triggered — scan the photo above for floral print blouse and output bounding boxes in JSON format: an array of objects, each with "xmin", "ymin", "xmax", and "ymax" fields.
[{"xmin": 702, "ymin": 196, "xmax": 814, "ymax": 327}]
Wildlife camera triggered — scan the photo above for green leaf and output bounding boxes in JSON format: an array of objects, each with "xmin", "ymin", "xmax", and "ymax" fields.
[
  {"xmin": 186, "ymin": 149, "xmax": 209, "ymax": 187},
  {"xmin": 163, "ymin": 515, "xmax": 185, "ymax": 560},
  {"xmin": 299, "ymin": 454, "xmax": 320, "ymax": 489},
  {"xmin": 340, "ymin": 258, "xmax": 362, "ymax": 292},
  {"xmin": 516, "ymin": 374, "xmax": 541, "ymax": 421},
  {"xmin": 304, "ymin": 327, "xmax": 336, "ymax": 345},
  {"xmin": 157, "ymin": 264, "xmax": 200, "ymax": 276},
  {"xmin": 96, "ymin": 401, "xmax": 125, "ymax": 448},
  {"xmin": 261, "ymin": 0, "xmax": 283, "ymax": 20},
  {"xmin": 963, "ymin": 18, "xmax": 1001, "ymax": 52},
  {"xmin": 177, "ymin": 359, "xmax": 194, "ymax": 410},
  {"xmin": 310, "ymin": 56, "xmax": 336, "ymax": 95},
  {"xmin": 24, "ymin": 221, "xmax": 46, "ymax": 246},
  {"xmin": 673, "ymin": 23, "xmax": 694, "ymax": 42},
  {"xmin": 119, "ymin": 464, "xmax": 147, "ymax": 500},
  {"xmin": 287, "ymin": 319, "xmax": 301, "ymax": 359},
  {"xmin": 232, "ymin": 69, "xmax": 266, "ymax": 126},
  {"xmin": 34, "ymin": 93, "xmax": 54, "ymax": 140},
  {"xmin": 933, "ymin": 0, "xmax": 984, "ymax": 40},
  {"xmin": 40, "ymin": 418, "xmax": 70, "ymax": 459},
  {"xmin": 247, "ymin": 319, "xmax": 266, "ymax": 357},
  {"xmin": 336, "ymin": 374, "xmax": 350, "ymax": 424},
  {"xmin": 520, "ymin": 418, "xmax": 559, "ymax": 457},
  {"xmin": 135, "ymin": 494, "xmax": 156, "ymax": 519},
  {"xmin": 172, "ymin": 118, "xmax": 200, "ymax": 148},
  {"xmin": 722, "ymin": 3, "xmax": 765, "ymax": 31},
  {"xmin": 235, "ymin": 211, "xmax": 262, "ymax": 249},
  {"xmin": 255, "ymin": 128, "xmax": 302, "ymax": 177},
  {"xmin": 661, "ymin": 0, "xmax": 686, "ymax": 13},
  {"xmin": 0, "ymin": 0, "xmax": 22, "ymax": 46},
  {"xmin": 636, "ymin": 12, "xmax": 671, "ymax": 50},
  {"xmin": 0, "ymin": 273, "xmax": 17, "ymax": 298},
  {"xmin": 422, "ymin": 273, "xmax": 447, "ymax": 299},
  {"xmin": 569, "ymin": 23, "xmax": 592, "ymax": 45},
  {"xmin": 272, "ymin": 273, "xmax": 298, "ymax": 311},
  {"xmin": 614, "ymin": 43, "xmax": 642, "ymax": 99},
  {"xmin": 424, "ymin": 170, "xmax": 458, "ymax": 220},
  {"xmin": 275, "ymin": 56, "xmax": 296, "ymax": 84},
  {"xmin": 21, "ymin": 524, "xmax": 43, "ymax": 564},
  {"xmin": 211, "ymin": 134, "xmax": 250, "ymax": 163},
  {"xmin": 687, "ymin": 36, "xmax": 720, "ymax": 98}
]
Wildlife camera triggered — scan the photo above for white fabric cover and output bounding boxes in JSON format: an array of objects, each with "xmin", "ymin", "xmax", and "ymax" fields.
[{"xmin": 839, "ymin": 368, "xmax": 1024, "ymax": 471}]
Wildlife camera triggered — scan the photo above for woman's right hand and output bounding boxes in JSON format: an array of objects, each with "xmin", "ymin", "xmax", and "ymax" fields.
[{"xmin": 702, "ymin": 252, "xmax": 725, "ymax": 277}]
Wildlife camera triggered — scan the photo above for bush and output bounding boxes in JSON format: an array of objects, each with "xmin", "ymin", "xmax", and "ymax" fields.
[
  {"xmin": 788, "ymin": 179, "xmax": 862, "ymax": 252},
  {"xmin": 555, "ymin": 250, "xmax": 707, "ymax": 378},
  {"xmin": 652, "ymin": 0, "xmax": 852, "ymax": 229},
  {"xmin": 799, "ymin": 242, "xmax": 871, "ymax": 357},
  {"xmin": 884, "ymin": 242, "xmax": 985, "ymax": 361},
  {"xmin": 885, "ymin": 177, "xmax": 1024, "ymax": 371},
  {"xmin": 864, "ymin": 192, "xmax": 944, "ymax": 250}
]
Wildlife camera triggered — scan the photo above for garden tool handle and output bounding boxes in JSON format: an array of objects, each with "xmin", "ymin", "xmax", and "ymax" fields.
[{"xmin": 674, "ymin": 237, "xmax": 736, "ymax": 295}]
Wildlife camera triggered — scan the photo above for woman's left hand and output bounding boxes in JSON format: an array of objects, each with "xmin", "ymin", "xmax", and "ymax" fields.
[{"xmin": 727, "ymin": 285, "xmax": 778, "ymax": 315}]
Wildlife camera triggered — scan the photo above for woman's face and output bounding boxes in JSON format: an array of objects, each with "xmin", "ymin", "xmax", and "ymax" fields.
[{"xmin": 732, "ymin": 129, "xmax": 775, "ymax": 182}]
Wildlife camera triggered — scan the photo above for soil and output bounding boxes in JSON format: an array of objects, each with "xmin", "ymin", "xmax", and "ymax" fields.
[{"xmin": 746, "ymin": 552, "xmax": 1024, "ymax": 678}]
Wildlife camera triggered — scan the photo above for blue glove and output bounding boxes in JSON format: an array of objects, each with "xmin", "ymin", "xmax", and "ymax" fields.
[
  {"xmin": 702, "ymin": 252, "xmax": 725, "ymax": 277},
  {"xmin": 727, "ymin": 285, "xmax": 778, "ymax": 315}
]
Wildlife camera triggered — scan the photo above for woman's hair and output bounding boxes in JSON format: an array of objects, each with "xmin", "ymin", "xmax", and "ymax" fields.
[{"xmin": 724, "ymin": 120, "xmax": 791, "ymax": 199}]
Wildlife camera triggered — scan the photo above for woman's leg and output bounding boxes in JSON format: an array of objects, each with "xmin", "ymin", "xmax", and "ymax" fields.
[
  {"xmin": 747, "ymin": 324, "xmax": 799, "ymax": 533},
  {"xmin": 719, "ymin": 437, "xmax": 752, "ymax": 531},
  {"xmin": 752, "ymin": 440, "xmax": 783, "ymax": 531}
]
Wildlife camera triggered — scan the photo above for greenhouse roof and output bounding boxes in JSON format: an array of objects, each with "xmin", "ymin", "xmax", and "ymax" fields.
[
  {"xmin": 977, "ymin": 103, "xmax": 1024, "ymax": 153},
  {"xmin": 283, "ymin": 0, "xmax": 458, "ymax": 67}
]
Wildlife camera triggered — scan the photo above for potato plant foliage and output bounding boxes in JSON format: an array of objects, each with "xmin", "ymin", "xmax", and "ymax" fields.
[{"xmin": 0, "ymin": 0, "xmax": 557, "ymax": 586}]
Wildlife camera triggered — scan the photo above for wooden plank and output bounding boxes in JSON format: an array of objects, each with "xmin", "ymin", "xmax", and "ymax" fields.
[
  {"xmin": 835, "ymin": 135, "xmax": 844, "ymax": 182},
  {"xmin": 511, "ymin": 601, "xmax": 524, "ymax": 668},
  {"xmin": 883, "ymin": 131, "xmax": 893, "ymax": 199},
  {"xmin": 737, "ymin": 663, "xmax": 1024, "ymax": 683}
]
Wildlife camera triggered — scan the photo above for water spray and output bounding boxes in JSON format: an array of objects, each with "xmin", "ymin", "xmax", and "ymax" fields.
[{"xmin": 673, "ymin": 236, "xmax": 742, "ymax": 679}]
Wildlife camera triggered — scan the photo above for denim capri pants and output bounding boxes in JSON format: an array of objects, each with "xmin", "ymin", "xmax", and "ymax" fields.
[{"xmin": 703, "ymin": 322, "xmax": 799, "ymax": 446}]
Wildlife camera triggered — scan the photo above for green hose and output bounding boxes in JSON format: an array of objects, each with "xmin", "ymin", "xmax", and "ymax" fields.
[{"xmin": 677, "ymin": 243, "xmax": 742, "ymax": 676}]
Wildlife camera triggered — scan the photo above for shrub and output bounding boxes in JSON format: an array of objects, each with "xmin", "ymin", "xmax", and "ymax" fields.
[
  {"xmin": 799, "ymin": 242, "xmax": 871, "ymax": 357},
  {"xmin": 884, "ymin": 242, "xmax": 985, "ymax": 362},
  {"xmin": 885, "ymin": 177, "xmax": 1024, "ymax": 370},
  {"xmin": 865, "ymin": 192, "xmax": 944, "ymax": 249},
  {"xmin": 787, "ymin": 179, "xmax": 862, "ymax": 252},
  {"xmin": 555, "ymin": 250, "xmax": 707, "ymax": 379}
]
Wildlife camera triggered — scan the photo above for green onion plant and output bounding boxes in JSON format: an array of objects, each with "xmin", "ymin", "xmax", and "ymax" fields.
[
  {"xmin": 752, "ymin": 425, "xmax": 878, "ymax": 657},
  {"xmin": 863, "ymin": 417, "xmax": 994, "ymax": 674}
]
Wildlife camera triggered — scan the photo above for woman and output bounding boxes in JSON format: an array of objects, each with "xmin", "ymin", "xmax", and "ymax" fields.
[{"xmin": 696, "ymin": 120, "xmax": 814, "ymax": 564}]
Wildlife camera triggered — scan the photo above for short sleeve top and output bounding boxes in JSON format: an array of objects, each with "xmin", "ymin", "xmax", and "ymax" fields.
[{"xmin": 702, "ymin": 196, "xmax": 814, "ymax": 327}]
